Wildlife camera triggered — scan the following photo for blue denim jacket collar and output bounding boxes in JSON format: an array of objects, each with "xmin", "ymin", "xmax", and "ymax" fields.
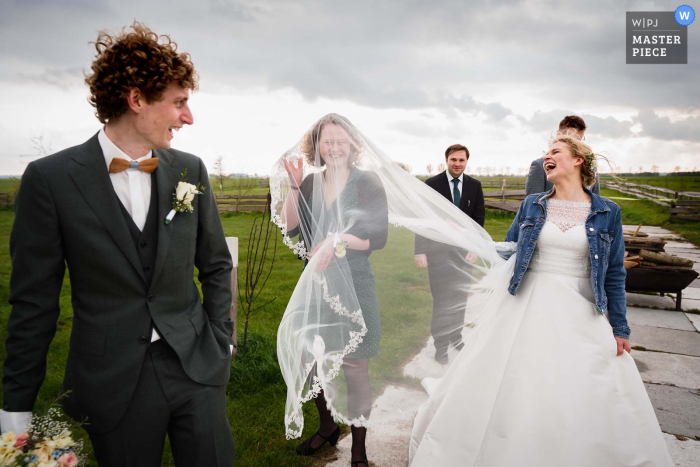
[{"xmin": 504, "ymin": 188, "xmax": 630, "ymax": 339}]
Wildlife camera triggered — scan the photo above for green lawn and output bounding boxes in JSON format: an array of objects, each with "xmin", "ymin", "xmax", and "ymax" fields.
[{"xmin": 0, "ymin": 208, "xmax": 514, "ymax": 466}]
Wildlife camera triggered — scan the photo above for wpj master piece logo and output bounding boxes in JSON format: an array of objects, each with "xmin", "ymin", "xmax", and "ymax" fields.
[{"xmin": 626, "ymin": 5, "xmax": 694, "ymax": 64}]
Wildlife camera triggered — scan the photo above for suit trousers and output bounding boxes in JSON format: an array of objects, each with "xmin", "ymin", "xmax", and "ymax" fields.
[
  {"xmin": 427, "ymin": 249, "xmax": 472, "ymax": 354},
  {"xmin": 89, "ymin": 340, "xmax": 235, "ymax": 466}
]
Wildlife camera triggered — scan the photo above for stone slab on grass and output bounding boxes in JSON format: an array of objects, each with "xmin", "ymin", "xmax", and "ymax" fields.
[
  {"xmin": 627, "ymin": 307, "xmax": 695, "ymax": 331},
  {"xmin": 646, "ymin": 383, "xmax": 700, "ymax": 439},
  {"xmin": 630, "ymin": 324, "xmax": 700, "ymax": 357},
  {"xmin": 681, "ymin": 288, "xmax": 700, "ymax": 300},
  {"xmin": 627, "ymin": 292, "xmax": 678, "ymax": 309},
  {"xmin": 686, "ymin": 313, "xmax": 700, "ymax": 332},
  {"xmin": 682, "ymin": 298, "xmax": 700, "ymax": 312},
  {"xmin": 633, "ymin": 351, "xmax": 700, "ymax": 389},
  {"xmin": 664, "ymin": 434, "xmax": 700, "ymax": 467},
  {"xmin": 325, "ymin": 385, "xmax": 424, "ymax": 467}
]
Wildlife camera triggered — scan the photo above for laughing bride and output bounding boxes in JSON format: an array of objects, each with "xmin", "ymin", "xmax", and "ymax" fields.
[{"xmin": 409, "ymin": 132, "xmax": 673, "ymax": 467}]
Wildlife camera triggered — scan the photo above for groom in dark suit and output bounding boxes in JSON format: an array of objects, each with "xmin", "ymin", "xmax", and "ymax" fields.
[
  {"xmin": 415, "ymin": 144, "xmax": 485, "ymax": 363},
  {"xmin": 1, "ymin": 23, "xmax": 235, "ymax": 465}
]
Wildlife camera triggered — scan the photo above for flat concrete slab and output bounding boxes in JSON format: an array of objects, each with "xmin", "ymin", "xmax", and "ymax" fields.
[
  {"xmin": 681, "ymin": 288, "xmax": 700, "ymax": 300},
  {"xmin": 623, "ymin": 225, "xmax": 671, "ymax": 234},
  {"xmin": 627, "ymin": 307, "xmax": 695, "ymax": 331},
  {"xmin": 326, "ymin": 385, "xmax": 422, "ymax": 467},
  {"xmin": 666, "ymin": 241, "xmax": 698, "ymax": 250},
  {"xmin": 682, "ymin": 298, "xmax": 700, "ymax": 312},
  {"xmin": 403, "ymin": 337, "xmax": 452, "ymax": 380},
  {"xmin": 627, "ymin": 292, "xmax": 678, "ymax": 309},
  {"xmin": 646, "ymin": 383, "xmax": 700, "ymax": 439},
  {"xmin": 664, "ymin": 434, "xmax": 700, "ymax": 467},
  {"xmin": 633, "ymin": 351, "xmax": 700, "ymax": 389},
  {"xmin": 686, "ymin": 313, "xmax": 700, "ymax": 332},
  {"xmin": 630, "ymin": 324, "xmax": 700, "ymax": 357},
  {"xmin": 691, "ymin": 278, "xmax": 700, "ymax": 288}
]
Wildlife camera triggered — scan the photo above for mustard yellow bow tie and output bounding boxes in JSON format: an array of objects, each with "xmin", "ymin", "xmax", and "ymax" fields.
[{"xmin": 109, "ymin": 157, "xmax": 159, "ymax": 174}]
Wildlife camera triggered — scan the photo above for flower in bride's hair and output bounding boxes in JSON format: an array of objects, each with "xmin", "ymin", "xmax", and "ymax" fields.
[{"xmin": 585, "ymin": 153, "xmax": 597, "ymax": 172}]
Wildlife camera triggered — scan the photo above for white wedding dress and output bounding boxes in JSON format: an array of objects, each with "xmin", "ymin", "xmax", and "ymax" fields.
[{"xmin": 409, "ymin": 199, "xmax": 673, "ymax": 467}]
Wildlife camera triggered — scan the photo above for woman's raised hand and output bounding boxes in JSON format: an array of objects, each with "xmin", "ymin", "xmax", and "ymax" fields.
[{"xmin": 283, "ymin": 154, "xmax": 304, "ymax": 187}]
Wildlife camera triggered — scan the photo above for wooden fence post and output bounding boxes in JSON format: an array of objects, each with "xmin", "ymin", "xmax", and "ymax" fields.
[{"xmin": 226, "ymin": 237, "xmax": 239, "ymax": 357}]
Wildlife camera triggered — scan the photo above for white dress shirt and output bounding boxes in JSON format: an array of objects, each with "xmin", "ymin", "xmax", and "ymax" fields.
[
  {"xmin": 99, "ymin": 128, "xmax": 161, "ymax": 343},
  {"xmin": 446, "ymin": 171, "xmax": 464, "ymax": 202},
  {"xmin": 99, "ymin": 129, "xmax": 153, "ymax": 231}
]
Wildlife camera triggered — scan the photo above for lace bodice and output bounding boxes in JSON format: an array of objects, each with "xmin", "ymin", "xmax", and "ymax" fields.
[{"xmin": 529, "ymin": 199, "xmax": 591, "ymax": 278}]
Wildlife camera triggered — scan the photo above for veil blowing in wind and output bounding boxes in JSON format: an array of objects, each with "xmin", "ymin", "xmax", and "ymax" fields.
[{"xmin": 270, "ymin": 114, "xmax": 514, "ymax": 441}]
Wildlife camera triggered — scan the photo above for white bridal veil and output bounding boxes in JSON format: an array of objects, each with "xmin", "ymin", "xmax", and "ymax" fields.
[{"xmin": 270, "ymin": 114, "xmax": 516, "ymax": 439}]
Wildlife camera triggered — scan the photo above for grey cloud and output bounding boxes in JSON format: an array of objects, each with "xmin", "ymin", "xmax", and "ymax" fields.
[
  {"xmin": 0, "ymin": 0, "xmax": 697, "ymax": 144},
  {"xmin": 521, "ymin": 110, "xmax": 634, "ymax": 139},
  {"xmin": 632, "ymin": 110, "xmax": 700, "ymax": 143}
]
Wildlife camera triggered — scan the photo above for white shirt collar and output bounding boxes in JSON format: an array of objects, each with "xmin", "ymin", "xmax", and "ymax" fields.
[
  {"xmin": 98, "ymin": 127, "xmax": 153, "ymax": 170},
  {"xmin": 446, "ymin": 171, "xmax": 464, "ymax": 184}
]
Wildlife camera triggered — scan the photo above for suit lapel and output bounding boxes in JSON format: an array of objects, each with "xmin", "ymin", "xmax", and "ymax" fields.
[
  {"xmin": 151, "ymin": 149, "xmax": 181, "ymax": 287},
  {"xmin": 67, "ymin": 133, "xmax": 147, "ymax": 284},
  {"xmin": 459, "ymin": 177, "xmax": 470, "ymax": 211},
  {"xmin": 438, "ymin": 172, "xmax": 453, "ymax": 202}
]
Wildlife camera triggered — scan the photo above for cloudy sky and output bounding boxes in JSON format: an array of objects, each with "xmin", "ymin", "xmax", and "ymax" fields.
[{"xmin": 0, "ymin": 0, "xmax": 698, "ymax": 176}]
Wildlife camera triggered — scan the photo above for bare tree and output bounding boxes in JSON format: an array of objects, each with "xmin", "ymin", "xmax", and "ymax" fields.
[
  {"xmin": 213, "ymin": 156, "xmax": 226, "ymax": 195},
  {"xmin": 674, "ymin": 166, "xmax": 681, "ymax": 173},
  {"xmin": 20, "ymin": 130, "xmax": 52, "ymax": 163},
  {"xmin": 238, "ymin": 208, "xmax": 278, "ymax": 349},
  {"xmin": 651, "ymin": 165, "xmax": 660, "ymax": 173},
  {"xmin": 518, "ymin": 167, "xmax": 526, "ymax": 175},
  {"xmin": 437, "ymin": 162, "xmax": 446, "ymax": 173},
  {"xmin": 397, "ymin": 162, "xmax": 412, "ymax": 173},
  {"xmin": 638, "ymin": 166, "xmax": 643, "ymax": 173},
  {"xmin": 426, "ymin": 163, "xmax": 433, "ymax": 175}
]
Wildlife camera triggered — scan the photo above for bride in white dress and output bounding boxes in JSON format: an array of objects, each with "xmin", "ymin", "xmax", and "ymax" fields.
[{"xmin": 409, "ymin": 133, "xmax": 673, "ymax": 466}]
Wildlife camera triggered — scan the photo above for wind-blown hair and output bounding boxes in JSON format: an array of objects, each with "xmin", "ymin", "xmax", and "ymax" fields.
[
  {"xmin": 549, "ymin": 130, "xmax": 608, "ymax": 189},
  {"xmin": 300, "ymin": 114, "xmax": 364, "ymax": 167},
  {"xmin": 85, "ymin": 21, "xmax": 198, "ymax": 124}
]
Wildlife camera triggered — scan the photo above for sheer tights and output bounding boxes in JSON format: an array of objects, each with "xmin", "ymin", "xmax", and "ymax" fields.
[{"xmin": 310, "ymin": 358, "xmax": 370, "ymax": 463}]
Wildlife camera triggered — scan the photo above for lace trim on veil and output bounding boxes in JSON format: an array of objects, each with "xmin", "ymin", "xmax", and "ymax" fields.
[{"xmin": 270, "ymin": 167, "xmax": 371, "ymax": 439}]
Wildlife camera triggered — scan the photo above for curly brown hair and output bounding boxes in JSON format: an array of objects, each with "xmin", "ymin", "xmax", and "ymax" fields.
[
  {"xmin": 85, "ymin": 22, "xmax": 198, "ymax": 124},
  {"xmin": 300, "ymin": 114, "xmax": 364, "ymax": 167},
  {"xmin": 549, "ymin": 131, "xmax": 602, "ymax": 189}
]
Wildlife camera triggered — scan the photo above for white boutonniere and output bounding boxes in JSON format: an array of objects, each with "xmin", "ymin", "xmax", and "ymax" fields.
[{"xmin": 165, "ymin": 169, "xmax": 206, "ymax": 224}]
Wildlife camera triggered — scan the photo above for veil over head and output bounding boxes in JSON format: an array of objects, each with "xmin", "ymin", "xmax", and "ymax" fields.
[{"xmin": 270, "ymin": 113, "xmax": 515, "ymax": 439}]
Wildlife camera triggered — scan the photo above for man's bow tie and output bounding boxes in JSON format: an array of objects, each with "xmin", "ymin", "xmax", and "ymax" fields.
[{"xmin": 109, "ymin": 157, "xmax": 159, "ymax": 174}]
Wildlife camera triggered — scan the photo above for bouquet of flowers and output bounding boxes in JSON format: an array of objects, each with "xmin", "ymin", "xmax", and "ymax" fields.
[{"xmin": 0, "ymin": 394, "xmax": 85, "ymax": 467}]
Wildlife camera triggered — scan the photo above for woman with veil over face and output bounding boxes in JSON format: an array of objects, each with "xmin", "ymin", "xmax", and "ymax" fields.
[
  {"xmin": 271, "ymin": 113, "xmax": 504, "ymax": 465},
  {"xmin": 275, "ymin": 114, "xmax": 388, "ymax": 466}
]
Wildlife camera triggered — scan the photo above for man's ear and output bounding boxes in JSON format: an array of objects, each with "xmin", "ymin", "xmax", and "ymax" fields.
[{"xmin": 126, "ymin": 88, "xmax": 145, "ymax": 114}]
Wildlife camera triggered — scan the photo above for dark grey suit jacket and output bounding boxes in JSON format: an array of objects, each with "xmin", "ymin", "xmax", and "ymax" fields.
[
  {"xmin": 526, "ymin": 156, "xmax": 600, "ymax": 196},
  {"xmin": 415, "ymin": 172, "xmax": 485, "ymax": 255},
  {"xmin": 3, "ymin": 133, "xmax": 234, "ymax": 434}
]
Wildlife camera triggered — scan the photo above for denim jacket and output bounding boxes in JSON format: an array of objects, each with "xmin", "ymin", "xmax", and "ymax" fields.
[{"xmin": 503, "ymin": 188, "xmax": 630, "ymax": 339}]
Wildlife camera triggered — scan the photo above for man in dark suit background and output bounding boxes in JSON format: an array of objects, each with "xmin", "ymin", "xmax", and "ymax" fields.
[
  {"xmin": 526, "ymin": 115, "xmax": 600, "ymax": 195},
  {"xmin": 415, "ymin": 144, "xmax": 485, "ymax": 363},
  {"xmin": 1, "ymin": 23, "xmax": 235, "ymax": 466}
]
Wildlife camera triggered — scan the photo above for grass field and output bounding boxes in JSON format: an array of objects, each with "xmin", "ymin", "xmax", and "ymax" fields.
[
  {"xmin": 0, "ymin": 172, "xmax": 696, "ymax": 465},
  {"xmin": 0, "ymin": 207, "xmax": 514, "ymax": 466}
]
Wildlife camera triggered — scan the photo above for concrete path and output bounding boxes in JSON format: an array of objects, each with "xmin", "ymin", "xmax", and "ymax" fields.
[{"xmin": 326, "ymin": 225, "xmax": 700, "ymax": 466}]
